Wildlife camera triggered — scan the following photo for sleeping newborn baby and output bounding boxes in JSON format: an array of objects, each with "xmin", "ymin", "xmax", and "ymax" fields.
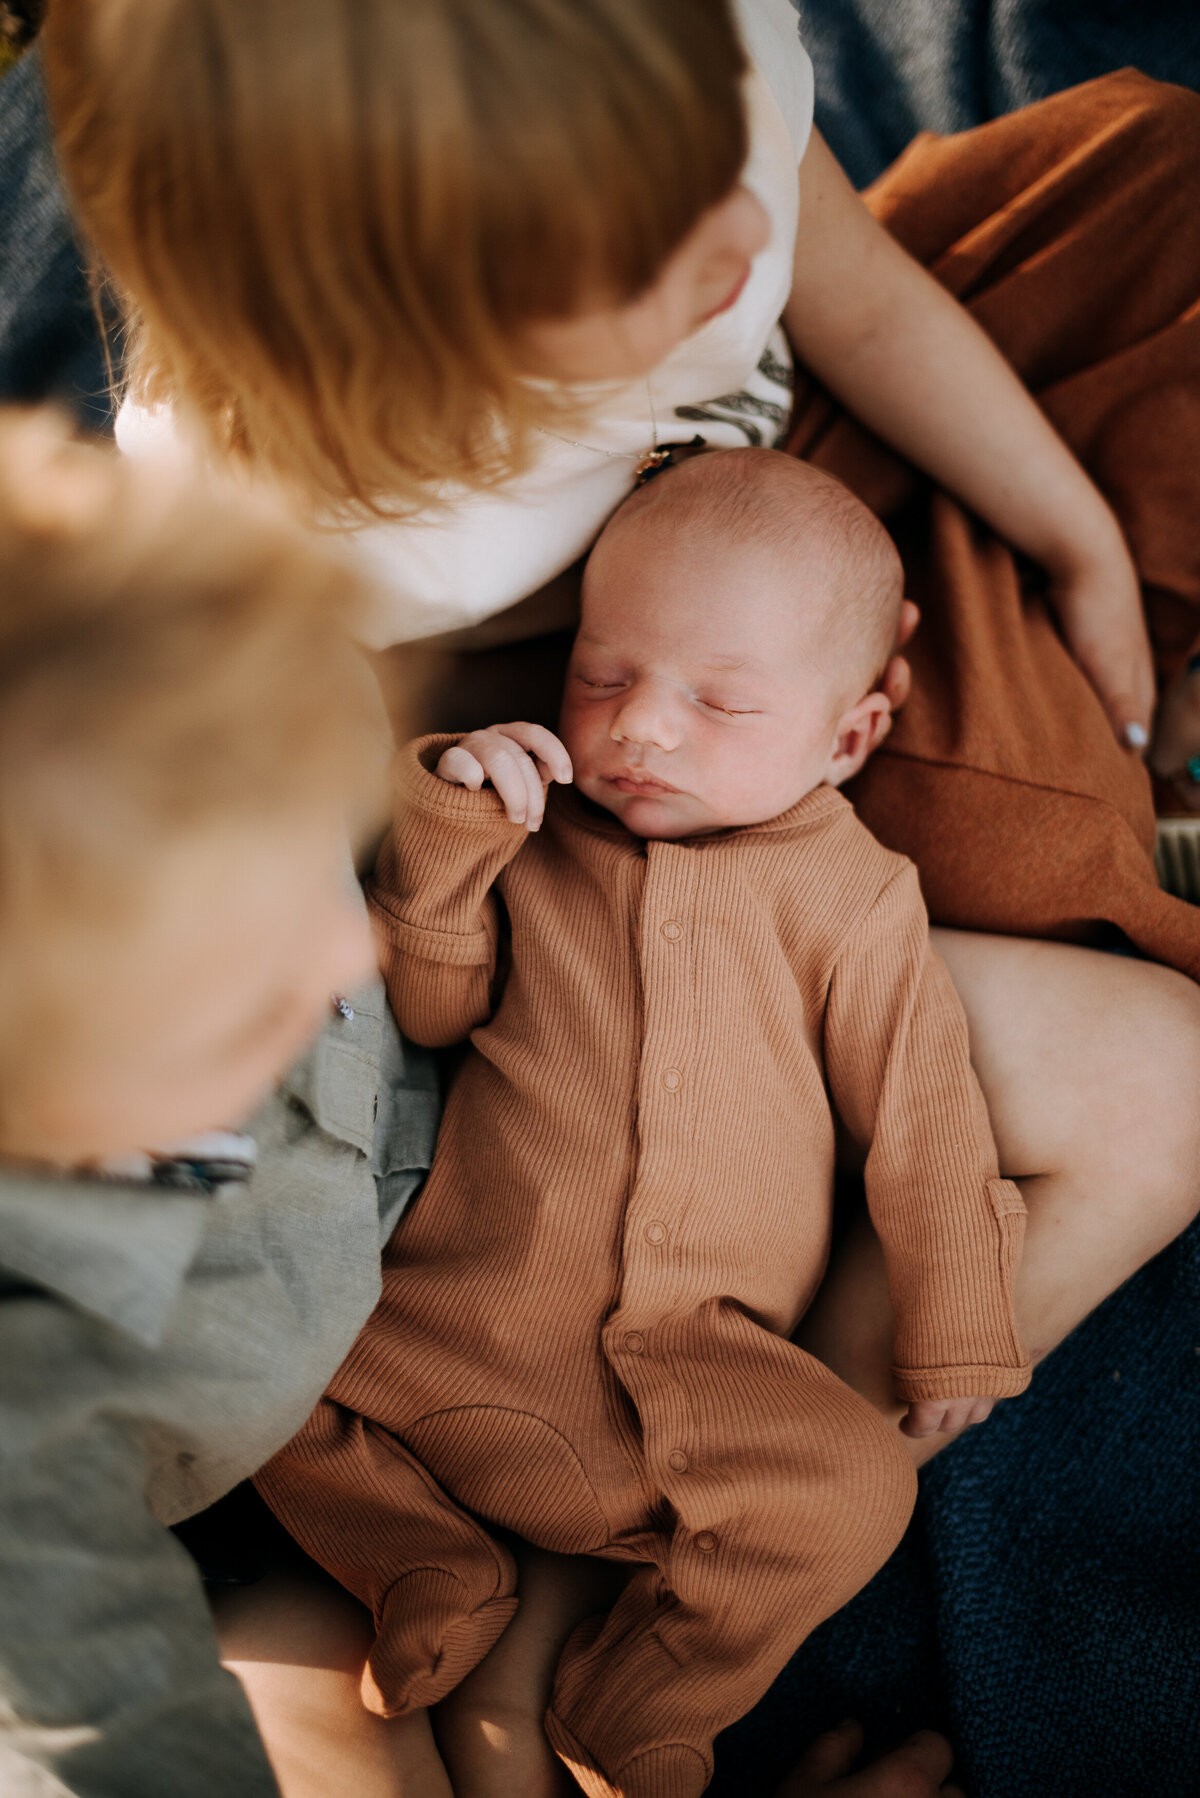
[{"xmin": 258, "ymin": 449, "xmax": 1030, "ymax": 1798}]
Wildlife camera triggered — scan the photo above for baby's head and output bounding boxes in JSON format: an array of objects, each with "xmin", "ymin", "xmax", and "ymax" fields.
[
  {"xmin": 561, "ymin": 449, "xmax": 904, "ymax": 839},
  {"xmin": 0, "ymin": 413, "xmax": 380, "ymax": 1167}
]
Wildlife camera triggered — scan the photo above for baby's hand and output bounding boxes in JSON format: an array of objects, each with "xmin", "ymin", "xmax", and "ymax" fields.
[
  {"xmin": 435, "ymin": 723, "xmax": 572, "ymax": 831},
  {"xmin": 901, "ymin": 1396, "xmax": 994, "ymax": 1440}
]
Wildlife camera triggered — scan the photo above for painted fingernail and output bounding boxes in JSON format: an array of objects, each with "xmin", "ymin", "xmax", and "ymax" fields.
[
  {"xmin": 1187, "ymin": 651, "xmax": 1200, "ymax": 675},
  {"xmin": 1122, "ymin": 722, "xmax": 1149, "ymax": 750}
]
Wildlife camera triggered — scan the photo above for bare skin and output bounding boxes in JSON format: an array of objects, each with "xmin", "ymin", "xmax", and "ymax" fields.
[
  {"xmin": 213, "ymin": 1568, "xmax": 452, "ymax": 1798},
  {"xmin": 776, "ymin": 1722, "xmax": 965, "ymax": 1798}
]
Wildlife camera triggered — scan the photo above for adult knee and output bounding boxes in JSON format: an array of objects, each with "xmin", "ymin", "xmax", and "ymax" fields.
[{"xmin": 1107, "ymin": 966, "xmax": 1200, "ymax": 1242}]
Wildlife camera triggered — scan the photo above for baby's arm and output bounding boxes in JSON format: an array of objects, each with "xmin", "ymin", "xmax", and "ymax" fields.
[
  {"xmin": 784, "ymin": 130, "xmax": 1153, "ymax": 751},
  {"xmin": 367, "ymin": 728, "xmax": 567, "ymax": 1047},
  {"xmin": 823, "ymin": 863, "xmax": 1031, "ymax": 1430}
]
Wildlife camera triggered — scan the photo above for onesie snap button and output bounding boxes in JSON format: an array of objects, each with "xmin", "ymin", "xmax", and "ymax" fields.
[
  {"xmin": 661, "ymin": 1067, "xmax": 683, "ymax": 1092},
  {"xmin": 644, "ymin": 1220, "xmax": 667, "ymax": 1245},
  {"xmin": 694, "ymin": 1531, "xmax": 718, "ymax": 1554},
  {"xmin": 623, "ymin": 1331, "xmax": 645, "ymax": 1355},
  {"xmin": 668, "ymin": 1449, "xmax": 689, "ymax": 1473},
  {"xmin": 660, "ymin": 920, "xmax": 683, "ymax": 942}
]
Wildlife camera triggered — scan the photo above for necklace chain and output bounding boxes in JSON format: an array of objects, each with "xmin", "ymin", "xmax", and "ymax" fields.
[{"xmin": 538, "ymin": 376, "xmax": 661, "ymax": 468}]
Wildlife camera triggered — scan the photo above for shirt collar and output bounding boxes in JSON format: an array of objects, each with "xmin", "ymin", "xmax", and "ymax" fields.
[
  {"xmin": 0, "ymin": 1169, "xmax": 212, "ymax": 1347},
  {"xmin": 0, "ymin": 978, "xmax": 387, "ymax": 1347}
]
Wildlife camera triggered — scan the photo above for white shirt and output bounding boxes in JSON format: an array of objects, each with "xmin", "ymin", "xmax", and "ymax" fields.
[{"xmin": 118, "ymin": 0, "xmax": 814, "ymax": 645}]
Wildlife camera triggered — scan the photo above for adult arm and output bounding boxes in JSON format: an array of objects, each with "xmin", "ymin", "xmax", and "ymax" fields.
[
  {"xmin": 366, "ymin": 734, "xmax": 530, "ymax": 1047},
  {"xmin": 784, "ymin": 129, "xmax": 1154, "ymax": 748},
  {"xmin": 0, "ymin": 1282, "xmax": 280, "ymax": 1798}
]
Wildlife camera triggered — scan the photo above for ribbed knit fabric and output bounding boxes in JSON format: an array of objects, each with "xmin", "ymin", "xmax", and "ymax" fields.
[{"xmin": 257, "ymin": 736, "xmax": 1030, "ymax": 1796}]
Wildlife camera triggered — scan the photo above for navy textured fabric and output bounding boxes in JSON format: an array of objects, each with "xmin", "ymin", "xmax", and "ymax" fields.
[
  {"xmin": 0, "ymin": 50, "xmax": 114, "ymax": 428},
  {"xmin": 795, "ymin": 0, "xmax": 1200, "ymax": 187},
  {"xmin": 712, "ymin": 1212, "xmax": 1200, "ymax": 1797}
]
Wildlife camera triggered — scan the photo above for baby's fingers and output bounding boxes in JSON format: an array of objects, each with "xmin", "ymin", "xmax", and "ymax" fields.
[
  {"xmin": 902, "ymin": 1397, "xmax": 994, "ymax": 1439},
  {"xmin": 492, "ymin": 721, "xmax": 573, "ymax": 787},
  {"xmin": 435, "ymin": 745, "xmax": 487, "ymax": 790},
  {"xmin": 480, "ymin": 745, "xmax": 540, "ymax": 826}
]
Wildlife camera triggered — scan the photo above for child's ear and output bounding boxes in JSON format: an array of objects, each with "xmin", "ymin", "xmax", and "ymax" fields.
[{"xmin": 826, "ymin": 691, "xmax": 892, "ymax": 787}]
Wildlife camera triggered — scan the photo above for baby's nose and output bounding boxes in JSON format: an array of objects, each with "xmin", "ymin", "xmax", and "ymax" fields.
[{"xmin": 611, "ymin": 682, "xmax": 681, "ymax": 752}]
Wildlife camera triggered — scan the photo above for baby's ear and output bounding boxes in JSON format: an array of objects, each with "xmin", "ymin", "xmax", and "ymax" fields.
[{"xmin": 826, "ymin": 691, "xmax": 892, "ymax": 787}]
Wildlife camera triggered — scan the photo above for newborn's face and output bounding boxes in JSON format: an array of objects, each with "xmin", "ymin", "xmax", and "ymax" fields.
[{"xmin": 561, "ymin": 535, "xmax": 847, "ymax": 840}]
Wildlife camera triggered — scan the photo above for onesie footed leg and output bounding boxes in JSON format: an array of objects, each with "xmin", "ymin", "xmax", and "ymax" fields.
[
  {"xmin": 255, "ymin": 1400, "xmax": 518, "ymax": 1715},
  {"xmin": 364, "ymin": 1566, "xmax": 518, "ymax": 1716},
  {"xmin": 547, "ymin": 1362, "xmax": 915, "ymax": 1798}
]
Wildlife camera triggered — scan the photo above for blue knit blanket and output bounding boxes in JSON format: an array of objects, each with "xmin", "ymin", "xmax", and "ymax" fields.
[{"xmin": 712, "ymin": 1213, "xmax": 1200, "ymax": 1796}]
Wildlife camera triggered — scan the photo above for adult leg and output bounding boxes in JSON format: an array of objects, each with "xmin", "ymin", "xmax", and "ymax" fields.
[
  {"xmin": 797, "ymin": 930, "xmax": 1200, "ymax": 1465},
  {"xmin": 211, "ymin": 1565, "xmax": 453, "ymax": 1798},
  {"xmin": 434, "ymin": 1544, "xmax": 623, "ymax": 1798}
]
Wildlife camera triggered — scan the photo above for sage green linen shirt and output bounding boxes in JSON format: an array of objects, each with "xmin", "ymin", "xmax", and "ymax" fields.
[{"xmin": 0, "ymin": 983, "xmax": 438, "ymax": 1797}]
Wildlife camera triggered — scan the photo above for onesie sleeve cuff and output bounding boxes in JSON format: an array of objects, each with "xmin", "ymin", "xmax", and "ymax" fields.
[
  {"xmin": 892, "ymin": 1360, "xmax": 1033, "ymax": 1404},
  {"xmin": 366, "ymin": 735, "xmax": 529, "ymax": 969},
  {"xmin": 396, "ymin": 733, "xmax": 526, "ymax": 829}
]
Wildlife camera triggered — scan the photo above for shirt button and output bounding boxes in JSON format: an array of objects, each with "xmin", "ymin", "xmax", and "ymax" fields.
[
  {"xmin": 644, "ymin": 1220, "xmax": 667, "ymax": 1245},
  {"xmin": 661, "ymin": 1068, "xmax": 683, "ymax": 1092},
  {"xmin": 660, "ymin": 920, "xmax": 683, "ymax": 942},
  {"xmin": 668, "ymin": 1449, "xmax": 689, "ymax": 1473},
  {"xmin": 694, "ymin": 1531, "xmax": 718, "ymax": 1554},
  {"xmin": 624, "ymin": 1331, "xmax": 645, "ymax": 1355}
]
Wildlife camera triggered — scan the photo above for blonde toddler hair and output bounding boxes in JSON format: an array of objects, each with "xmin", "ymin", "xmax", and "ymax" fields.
[
  {"xmin": 0, "ymin": 411, "xmax": 382, "ymax": 974},
  {"xmin": 43, "ymin": 0, "xmax": 748, "ymax": 519}
]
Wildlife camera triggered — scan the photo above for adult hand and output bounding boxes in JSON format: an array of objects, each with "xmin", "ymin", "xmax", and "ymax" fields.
[
  {"xmin": 1149, "ymin": 658, "xmax": 1200, "ymax": 812},
  {"xmin": 436, "ymin": 723, "xmax": 572, "ymax": 830},
  {"xmin": 1043, "ymin": 528, "xmax": 1155, "ymax": 753},
  {"xmin": 902, "ymin": 1396, "xmax": 994, "ymax": 1440},
  {"xmin": 775, "ymin": 1721, "xmax": 965, "ymax": 1798}
]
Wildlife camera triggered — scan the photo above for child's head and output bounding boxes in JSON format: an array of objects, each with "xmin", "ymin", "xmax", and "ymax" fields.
[
  {"xmin": 0, "ymin": 413, "xmax": 379, "ymax": 1166},
  {"xmin": 43, "ymin": 0, "xmax": 754, "ymax": 515},
  {"xmin": 561, "ymin": 449, "xmax": 904, "ymax": 839}
]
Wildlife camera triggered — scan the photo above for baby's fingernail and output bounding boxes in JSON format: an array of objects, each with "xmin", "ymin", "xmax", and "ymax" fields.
[{"xmin": 1122, "ymin": 722, "xmax": 1149, "ymax": 750}]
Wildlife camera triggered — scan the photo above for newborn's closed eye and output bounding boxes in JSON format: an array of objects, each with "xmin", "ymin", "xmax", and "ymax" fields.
[{"xmin": 698, "ymin": 697, "xmax": 761, "ymax": 716}]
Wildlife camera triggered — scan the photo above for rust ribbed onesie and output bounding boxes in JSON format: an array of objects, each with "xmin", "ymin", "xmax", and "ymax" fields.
[{"xmin": 257, "ymin": 736, "xmax": 1031, "ymax": 1798}]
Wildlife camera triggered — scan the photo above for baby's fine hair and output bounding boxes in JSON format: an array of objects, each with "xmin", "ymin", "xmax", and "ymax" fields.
[
  {"xmin": 0, "ymin": 412, "xmax": 379, "ymax": 949},
  {"xmin": 43, "ymin": 0, "xmax": 747, "ymax": 518},
  {"xmin": 597, "ymin": 448, "xmax": 905, "ymax": 692}
]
